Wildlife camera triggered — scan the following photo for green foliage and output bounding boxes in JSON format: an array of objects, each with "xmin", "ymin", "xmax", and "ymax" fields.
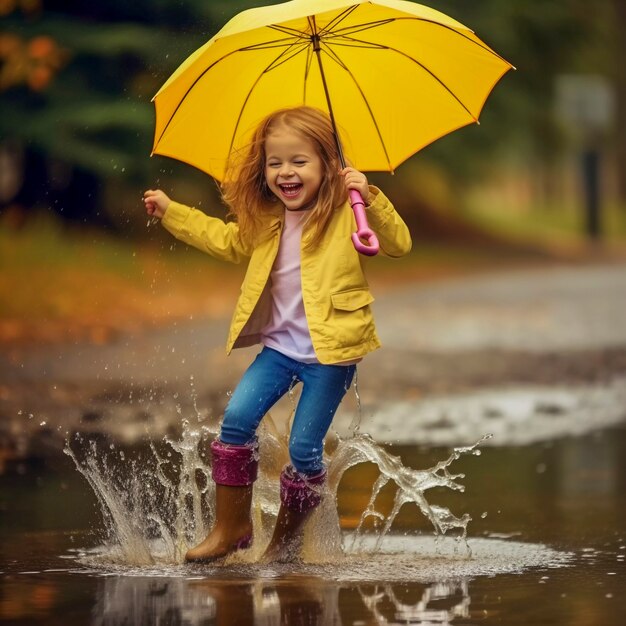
[
  {"xmin": 422, "ymin": 0, "xmax": 614, "ymax": 181},
  {"xmin": 0, "ymin": 0, "xmax": 618, "ymax": 219},
  {"xmin": 0, "ymin": 10, "xmax": 205, "ymax": 182}
]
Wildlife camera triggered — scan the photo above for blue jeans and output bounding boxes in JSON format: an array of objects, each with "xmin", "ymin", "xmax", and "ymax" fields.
[{"xmin": 220, "ymin": 347, "xmax": 356, "ymax": 475}]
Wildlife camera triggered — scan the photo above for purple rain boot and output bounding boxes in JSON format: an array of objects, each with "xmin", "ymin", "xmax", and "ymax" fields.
[
  {"xmin": 210, "ymin": 438, "xmax": 259, "ymax": 486},
  {"xmin": 184, "ymin": 439, "xmax": 258, "ymax": 563},
  {"xmin": 263, "ymin": 464, "xmax": 327, "ymax": 562}
]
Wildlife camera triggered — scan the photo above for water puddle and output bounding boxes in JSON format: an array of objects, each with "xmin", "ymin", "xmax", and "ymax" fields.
[
  {"xmin": 58, "ymin": 415, "xmax": 578, "ymax": 589},
  {"xmin": 360, "ymin": 378, "xmax": 626, "ymax": 446},
  {"xmin": 64, "ymin": 534, "xmax": 573, "ymax": 584},
  {"xmin": 5, "ymin": 424, "xmax": 625, "ymax": 625}
]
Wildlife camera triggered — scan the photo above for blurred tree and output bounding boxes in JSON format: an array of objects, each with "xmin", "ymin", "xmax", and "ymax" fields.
[{"xmin": 0, "ymin": 0, "xmax": 260, "ymax": 226}]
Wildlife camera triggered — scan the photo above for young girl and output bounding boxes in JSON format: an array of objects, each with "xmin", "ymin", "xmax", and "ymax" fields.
[{"xmin": 143, "ymin": 106, "xmax": 411, "ymax": 563}]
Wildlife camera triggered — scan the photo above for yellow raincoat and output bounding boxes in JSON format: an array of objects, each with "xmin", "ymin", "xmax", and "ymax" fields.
[{"xmin": 162, "ymin": 187, "xmax": 411, "ymax": 364}]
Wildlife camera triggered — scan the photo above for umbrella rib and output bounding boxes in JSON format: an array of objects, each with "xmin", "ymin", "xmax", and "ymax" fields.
[
  {"xmin": 324, "ymin": 18, "xmax": 396, "ymax": 40},
  {"xmin": 155, "ymin": 48, "xmax": 244, "ymax": 149},
  {"xmin": 226, "ymin": 71, "xmax": 266, "ymax": 163},
  {"xmin": 328, "ymin": 17, "xmax": 511, "ymax": 66},
  {"xmin": 268, "ymin": 24, "xmax": 310, "ymax": 39},
  {"xmin": 320, "ymin": 43, "xmax": 393, "ymax": 171},
  {"xmin": 265, "ymin": 41, "xmax": 310, "ymax": 72},
  {"xmin": 318, "ymin": 5, "xmax": 361, "ymax": 37},
  {"xmin": 155, "ymin": 38, "xmax": 300, "ymax": 151},
  {"xmin": 226, "ymin": 42, "xmax": 309, "ymax": 159},
  {"xmin": 240, "ymin": 36, "xmax": 304, "ymax": 51},
  {"xmin": 331, "ymin": 35, "xmax": 477, "ymax": 121},
  {"xmin": 325, "ymin": 38, "xmax": 387, "ymax": 50}
]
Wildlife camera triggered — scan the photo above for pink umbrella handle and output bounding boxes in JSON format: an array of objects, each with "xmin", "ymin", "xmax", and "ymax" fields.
[{"xmin": 349, "ymin": 189, "xmax": 379, "ymax": 256}]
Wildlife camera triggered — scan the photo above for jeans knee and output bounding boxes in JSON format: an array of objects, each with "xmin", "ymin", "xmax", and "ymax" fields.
[
  {"xmin": 288, "ymin": 440, "xmax": 323, "ymax": 475},
  {"xmin": 220, "ymin": 403, "xmax": 256, "ymax": 446}
]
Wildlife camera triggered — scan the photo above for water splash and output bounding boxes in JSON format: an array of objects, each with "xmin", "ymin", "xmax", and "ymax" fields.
[
  {"xmin": 347, "ymin": 366, "xmax": 363, "ymax": 436},
  {"xmin": 65, "ymin": 419, "xmax": 491, "ymax": 567},
  {"xmin": 328, "ymin": 434, "xmax": 491, "ymax": 555},
  {"xmin": 64, "ymin": 419, "xmax": 217, "ymax": 565}
]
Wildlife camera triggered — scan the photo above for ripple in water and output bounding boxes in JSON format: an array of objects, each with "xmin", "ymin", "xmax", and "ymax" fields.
[{"xmin": 68, "ymin": 534, "xmax": 573, "ymax": 584}]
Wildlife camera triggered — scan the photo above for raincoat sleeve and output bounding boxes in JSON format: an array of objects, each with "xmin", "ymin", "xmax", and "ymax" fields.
[
  {"xmin": 365, "ymin": 186, "xmax": 412, "ymax": 257},
  {"xmin": 161, "ymin": 201, "xmax": 251, "ymax": 264}
]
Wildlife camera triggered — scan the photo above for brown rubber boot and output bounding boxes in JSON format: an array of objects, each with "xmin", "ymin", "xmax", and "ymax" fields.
[
  {"xmin": 185, "ymin": 482, "xmax": 253, "ymax": 562},
  {"xmin": 263, "ymin": 465, "xmax": 326, "ymax": 562},
  {"xmin": 185, "ymin": 439, "xmax": 258, "ymax": 563}
]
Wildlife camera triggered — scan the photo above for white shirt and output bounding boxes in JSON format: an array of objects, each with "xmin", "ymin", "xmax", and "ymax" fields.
[{"xmin": 261, "ymin": 209, "xmax": 318, "ymax": 363}]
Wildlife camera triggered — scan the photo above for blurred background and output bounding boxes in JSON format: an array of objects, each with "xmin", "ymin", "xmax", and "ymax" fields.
[
  {"xmin": 1, "ymin": 0, "xmax": 626, "ymax": 347},
  {"xmin": 2, "ymin": 4, "xmax": 626, "ymax": 624}
]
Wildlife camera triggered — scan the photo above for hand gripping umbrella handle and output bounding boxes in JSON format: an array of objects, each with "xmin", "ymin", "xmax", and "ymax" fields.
[{"xmin": 349, "ymin": 190, "xmax": 379, "ymax": 256}]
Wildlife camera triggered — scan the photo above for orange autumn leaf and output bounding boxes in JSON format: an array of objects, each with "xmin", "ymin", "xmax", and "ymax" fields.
[
  {"xmin": 27, "ymin": 35, "xmax": 55, "ymax": 59},
  {"xmin": 0, "ymin": 33, "xmax": 68, "ymax": 91}
]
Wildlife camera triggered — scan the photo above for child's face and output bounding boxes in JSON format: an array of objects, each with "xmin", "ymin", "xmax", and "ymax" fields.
[{"xmin": 264, "ymin": 125, "xmax": 323, "ymax": 211}]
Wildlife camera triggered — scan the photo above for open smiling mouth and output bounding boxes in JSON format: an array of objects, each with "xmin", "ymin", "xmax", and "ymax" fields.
[{"xmin": 278, "ymin": 183, "xmax": 303, "ymax": 198}]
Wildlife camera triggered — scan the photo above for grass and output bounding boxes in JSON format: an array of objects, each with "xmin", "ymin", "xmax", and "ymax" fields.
[
  {"xmin": 462, "ymin": 193, "xmax": 626, "ymax": 249},
  {"xmin": 0, "ymin": 212, "xmax": 241, "ymax": 346}
]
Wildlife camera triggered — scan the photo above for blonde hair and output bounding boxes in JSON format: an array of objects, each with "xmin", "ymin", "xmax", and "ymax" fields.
[{"xmin": 221, "ymin": 106, "xmax": 347, "ymax": 248}]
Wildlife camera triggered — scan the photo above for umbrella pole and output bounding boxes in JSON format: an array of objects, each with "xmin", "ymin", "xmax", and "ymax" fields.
[
  {"xmin": 312, "ymin": 29, "xmax": 379, "ymax": 256},
  {"xmin": 312, "ymin": 34, "xmax": 347, "ymax": 170}
]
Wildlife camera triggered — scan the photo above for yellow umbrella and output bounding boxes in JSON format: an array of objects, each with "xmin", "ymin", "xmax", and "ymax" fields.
[{"xmin": 151, "ymin": 0, "xmax": 513, "ymax": 253}]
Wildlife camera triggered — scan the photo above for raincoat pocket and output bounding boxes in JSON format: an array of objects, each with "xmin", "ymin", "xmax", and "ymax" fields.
[{"xmin": 330, "ymin": 288, "xmax": 375, "ymax": 311}]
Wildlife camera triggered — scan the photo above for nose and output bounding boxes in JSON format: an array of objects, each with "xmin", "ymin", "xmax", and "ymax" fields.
[{"xmin": 278, "ymin": 163, "xmax": 295, "ymax": 177}]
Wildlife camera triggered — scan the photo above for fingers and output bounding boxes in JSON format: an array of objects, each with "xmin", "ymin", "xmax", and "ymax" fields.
[
  {"xmin": 340, "ymin": 167, "xmax": 367, "ymax": 182},
  {"xmin": 142, "ymin": 188, "xmax": 171, "ymax": 221},
  {"xmin": 143, "ymin": 189, "xmax": 158, "ymax": 215},
  {"xmin": 340, "ymin": 168, "xmax": 368, "ymax": 196}
]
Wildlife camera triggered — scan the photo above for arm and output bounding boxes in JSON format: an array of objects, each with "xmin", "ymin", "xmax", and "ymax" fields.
[
  {"xmin": 363, "ymin": 186, "xmax": 412, "ymax": 258},
  {"xmin": 143, "ymin": 189, "xmax": 251, "ymax": 264}
]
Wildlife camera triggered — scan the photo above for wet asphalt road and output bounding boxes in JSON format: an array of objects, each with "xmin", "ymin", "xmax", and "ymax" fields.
[{"xmin": 1, "ymin": 261, "xmax": 625, "ymax": 449}]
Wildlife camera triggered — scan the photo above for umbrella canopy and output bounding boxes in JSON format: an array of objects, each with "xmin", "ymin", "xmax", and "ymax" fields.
[{"xmin": 151, "ymin": 0, "xmax": 513, "ymax": 182}]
